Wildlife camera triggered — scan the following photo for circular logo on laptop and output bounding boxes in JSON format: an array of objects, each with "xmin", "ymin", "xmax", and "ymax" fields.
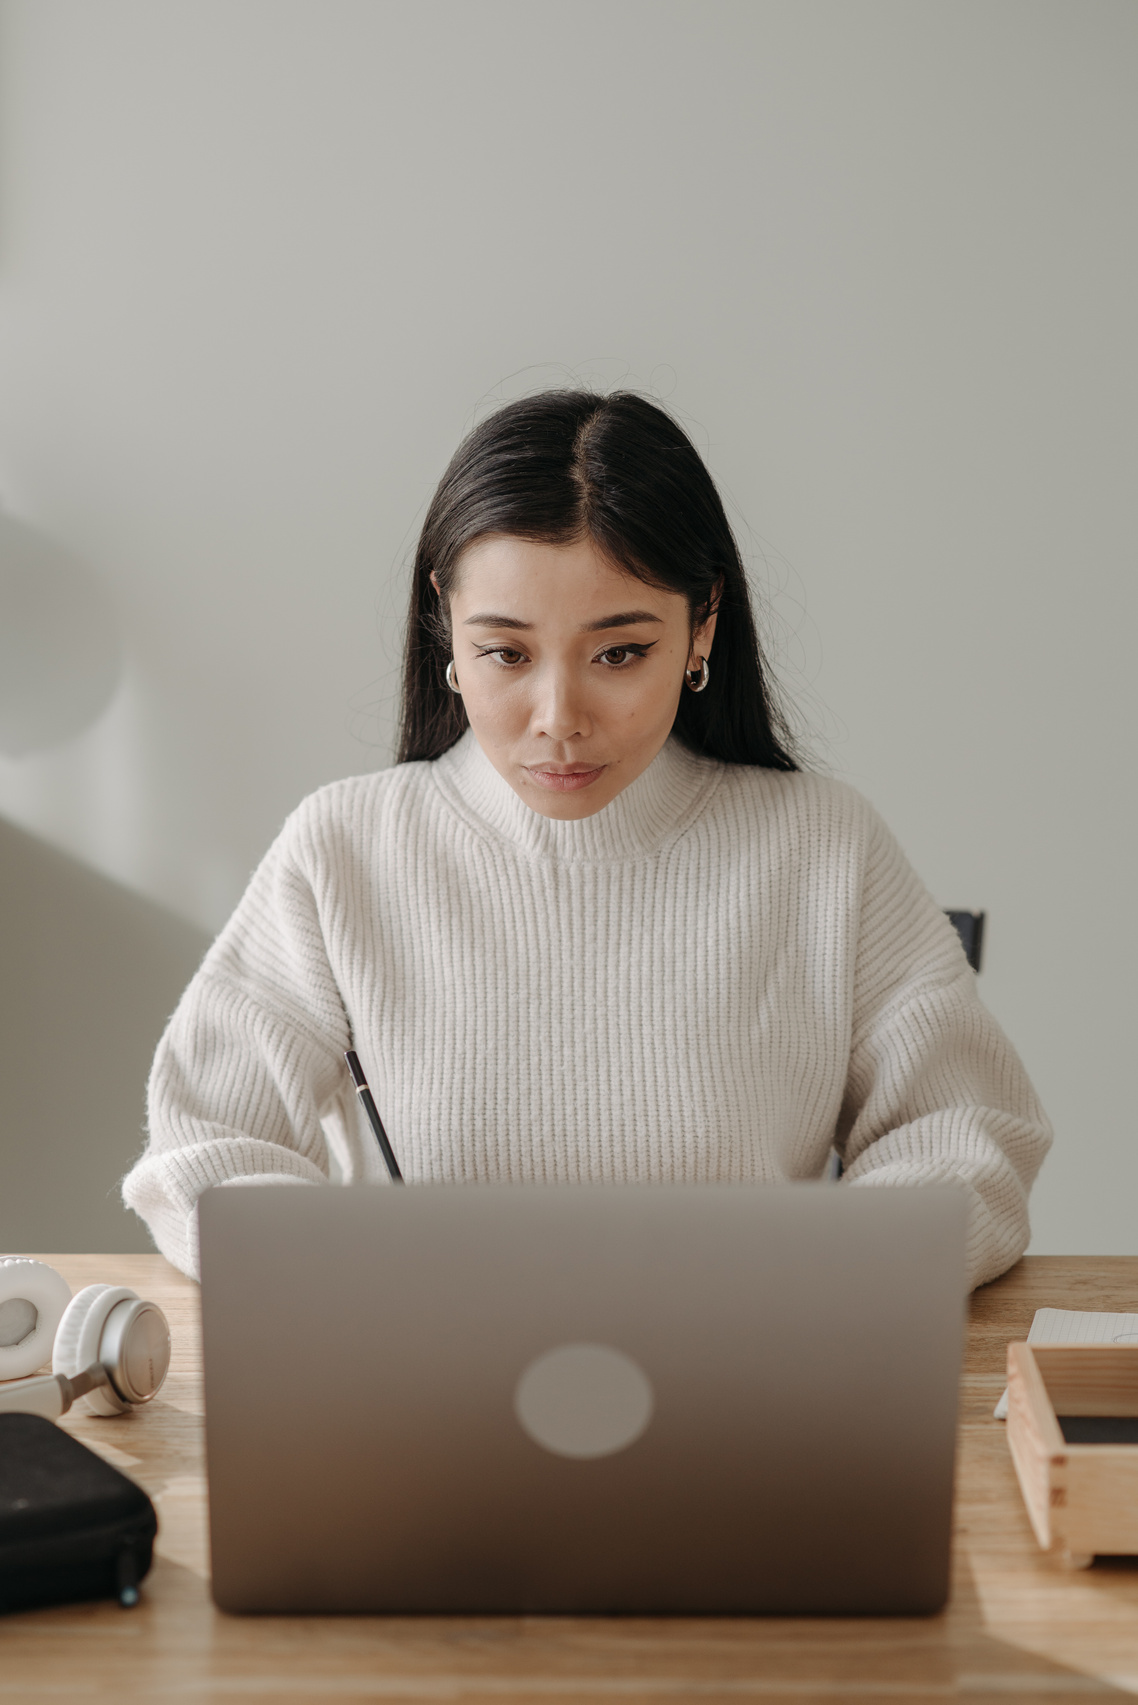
[{"xmin": 513, "ymin": 1342, "xmax": 655, "ymax": 1459}]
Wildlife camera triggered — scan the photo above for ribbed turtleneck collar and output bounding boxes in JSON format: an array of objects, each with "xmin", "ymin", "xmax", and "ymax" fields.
[{"xmin": 431, "ymin": 730, "xmax": 721, "ymax": 862}]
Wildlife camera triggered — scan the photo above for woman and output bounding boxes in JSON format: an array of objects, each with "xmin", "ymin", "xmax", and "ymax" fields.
[{"xmin": 124, "ymin": 391, "xmax": 1051, "ymax": 1284}]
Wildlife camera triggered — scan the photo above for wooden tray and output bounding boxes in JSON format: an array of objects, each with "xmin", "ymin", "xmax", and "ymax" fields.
[{"xmin": 1006, "ymin": 1341, "xmax": 1138, "ymax": 1569}]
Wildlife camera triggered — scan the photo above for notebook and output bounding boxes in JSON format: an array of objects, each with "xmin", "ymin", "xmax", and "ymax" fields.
[{"xmin": 993, "ymin": 1308, "xmax": 1138, "ymax": 1419}]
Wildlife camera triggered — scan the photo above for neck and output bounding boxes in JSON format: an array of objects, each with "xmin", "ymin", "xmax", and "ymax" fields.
[{"xmin": 432, "ymin": 730, "xmax": 720, "ymax": 861}]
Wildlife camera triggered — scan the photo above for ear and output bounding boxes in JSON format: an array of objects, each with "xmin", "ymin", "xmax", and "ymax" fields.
[
  {"xmin": 429, "ymin": 571, "xmax": 442, "ymax": 596},
  {"xmin": 691, "ymin": 579, "xmax": 722, "ymax": 660}
]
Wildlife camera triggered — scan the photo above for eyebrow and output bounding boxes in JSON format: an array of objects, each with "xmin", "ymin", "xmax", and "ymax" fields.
[{"xmin": 462, "ymin": 610, "xmax": 664, "ymax": 632}]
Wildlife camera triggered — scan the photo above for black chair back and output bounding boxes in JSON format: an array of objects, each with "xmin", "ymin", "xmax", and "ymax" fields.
[{"xmin": 945, "ymin": 911, "xmax": 985, "ymax": 973}]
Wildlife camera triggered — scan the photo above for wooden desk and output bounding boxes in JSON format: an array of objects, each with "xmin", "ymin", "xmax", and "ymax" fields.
[{"xmin": 4, "ymin": 1255, "xmax": 1138, "ymax": 1702}]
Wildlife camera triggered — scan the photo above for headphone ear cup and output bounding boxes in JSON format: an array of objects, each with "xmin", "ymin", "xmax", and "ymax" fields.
[
  {"xmin": 0, "ymin": 1258, "xmax": 72, "ymax": 1381},
  {"xmin": 53, "ymin": 1285, "xmax": 138, "ymax": 1415}
]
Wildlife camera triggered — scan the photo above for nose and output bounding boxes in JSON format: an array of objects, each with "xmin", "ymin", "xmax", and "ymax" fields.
[{"xmin": 529, "ymin": 662, "xmax": 592, "ymax": 744}]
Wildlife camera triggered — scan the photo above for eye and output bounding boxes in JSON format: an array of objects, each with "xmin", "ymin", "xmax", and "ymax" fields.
[
  {"xmin": 476, "ymin": 646, "xmax": 528, "ymax": 668},
  {"xmin": 596, "ymin": 643, "xmax": 652, "ymax": 668}
]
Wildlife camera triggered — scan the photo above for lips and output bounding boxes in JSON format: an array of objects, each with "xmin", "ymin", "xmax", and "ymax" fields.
[{"xmin": 523, "ymin": 764, "xmax": 607, "ymax": 793}]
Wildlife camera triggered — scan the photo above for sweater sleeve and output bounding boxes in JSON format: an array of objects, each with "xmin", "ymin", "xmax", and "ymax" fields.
[
  {"xmin": 121, "ymin": 811, "xmax": 351, "ymax": 1278},
  {"xmin": 836, "ymin": 806, "xmax": 1052, "ymax": 1290}
]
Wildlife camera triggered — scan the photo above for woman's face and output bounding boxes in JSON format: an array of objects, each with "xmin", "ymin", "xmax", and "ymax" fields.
[{"xmin": 439, "ymin": 534, "xmax": 717, "ymax": 820}]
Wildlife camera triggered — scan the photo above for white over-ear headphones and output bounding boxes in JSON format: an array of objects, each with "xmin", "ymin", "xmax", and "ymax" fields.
[
  {"xmin": 0, "ymin": 1257, "xmax": 71, "ymax": 1379},
  {"xmin": 0, "ymin": 1258, "xmax": 171, "ymax": 1421}
]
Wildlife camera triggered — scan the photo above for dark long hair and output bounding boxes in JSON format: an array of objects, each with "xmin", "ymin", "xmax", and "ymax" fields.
[{"xmin": 398, "ymin": 390, "xmax": 798, "ymax": 770}]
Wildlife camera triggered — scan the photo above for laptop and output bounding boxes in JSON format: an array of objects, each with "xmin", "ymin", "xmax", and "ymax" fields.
[{"xmin": 198, "ymin": 1182, "xmax": 967, "ymax": 1615}]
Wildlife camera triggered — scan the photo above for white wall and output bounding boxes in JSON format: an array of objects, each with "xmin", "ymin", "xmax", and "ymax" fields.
[
  {"xmin": 1, "ymin": 0, "xmax": 1135, "ymax": 1254},
  {"xmin": 0, "ymin": 817, "xmax": 208, "ymax": 1251}
]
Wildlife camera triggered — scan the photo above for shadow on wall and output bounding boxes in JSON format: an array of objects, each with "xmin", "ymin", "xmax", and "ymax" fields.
[
  {"xmin": 0, "ymin": 817, "xmax": 210, "ymax": 1252},
  {"xmin": 0, "ymin": 512, "xmax": 122, "ymax": 757}
]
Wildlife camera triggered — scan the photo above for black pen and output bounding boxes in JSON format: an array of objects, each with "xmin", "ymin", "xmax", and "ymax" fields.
[{"xmin": 344, "ymin": 1050, "xmax": 404, "ymax": 1183}]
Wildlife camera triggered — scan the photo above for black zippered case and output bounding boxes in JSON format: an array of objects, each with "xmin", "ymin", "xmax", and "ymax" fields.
[{"xmin": 0, "ymin": 1413, "xmax": 157, "ymax": 1612}]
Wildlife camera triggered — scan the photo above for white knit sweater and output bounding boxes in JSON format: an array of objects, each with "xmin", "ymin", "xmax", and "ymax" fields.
[{"xmin": 123, "ymin": 731, "xmax": 1051, "ymax": 1286}]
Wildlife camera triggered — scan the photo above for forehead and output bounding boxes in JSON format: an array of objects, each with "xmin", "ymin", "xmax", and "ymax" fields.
[{"xmin": 451, "ymin": 535, "xmax": 680, "ymax": 618}]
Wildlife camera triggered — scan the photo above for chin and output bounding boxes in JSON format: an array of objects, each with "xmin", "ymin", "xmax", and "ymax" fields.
[
  {"xmin": 517, "ymin": 772, "xmax": 617, "ymax": 821},
  {"xmin": 522, "ymin": 787, "xmax": 612, "ymax": 822},
  {"xmin": 535, "ymin": 801, "xmax": 608, "ymax": 821}
]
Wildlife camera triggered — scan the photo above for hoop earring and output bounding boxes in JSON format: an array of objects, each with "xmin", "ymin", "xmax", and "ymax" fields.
[
  {"xmin": 685, "ymin": 656, "xmax": 710, "ymax": 694},
  {"xmin": 445, "ymin": 659, "xmax": 461, "ymax": 695}
]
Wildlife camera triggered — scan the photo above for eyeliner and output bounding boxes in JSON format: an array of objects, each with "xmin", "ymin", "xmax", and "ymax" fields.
[{"xmin": 344, "ymin": 1050, "xmax": 404, "ymax": 1183}]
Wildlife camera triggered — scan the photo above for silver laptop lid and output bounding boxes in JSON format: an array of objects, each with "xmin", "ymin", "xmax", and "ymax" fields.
[{"xmin": 199, "ymin": 1182, "xmax": 967, "ymax": 1615}]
